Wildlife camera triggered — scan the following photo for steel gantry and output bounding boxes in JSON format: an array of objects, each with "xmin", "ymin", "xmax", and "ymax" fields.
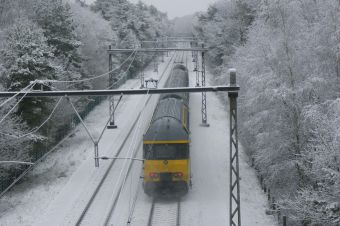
[
  {"xmin": 228, "ymin": 69, "xmax": 241, "ymax": 226},
  {"xmin": 0, "ymin": 71, "xmax": 241, "ymax": 225},
  {"xmin": 107, "ymin": 46, "xmax": 209, "ymax": 126},
  {"xmin": 108, "ymin": 45, "xmax": 117, "ymax": 129},
  {"xmin": 191, "ymin": 41, "xmax": 200, "ymax": 87},
  {"xmin": 190, "ymin": 41, "xmax": 209, "ymax": 126},
  {"xmin": 200, "ymin": 44, "xmax": 209, "ymax": 127}
]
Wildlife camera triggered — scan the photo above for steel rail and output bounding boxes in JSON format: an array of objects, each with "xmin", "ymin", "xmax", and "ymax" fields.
[
  {"xmin": 126, "ymin": 175, "xmax": 143, "ymax": 226},
  {"xmin": 103, "ymin": 52, "xmax": 185, "ymax": 226},
  {"xmin": 127, "ymin": 51, "xmax": 189, "ymax": 226},
  {"xmin": 74, "ymin": 52, "xmax": 178, "ymax": 226},
  {"xmin": 75, "ymin": 110, "xmax": 142, "ymax": 226},
  {"xmin": 147, "ymin": 199, "xmax": 156, "ymax": 226},
  {"xmin": 147, "ymin": 199, "xmax": 181, "ymax": 226},
  {"xmin": 177, "ymin": 199, "xmax": 181, "ymax": 226},
  {"xmin": 102, "ymin": 141, "xmax": 143, "ymax": 226}
]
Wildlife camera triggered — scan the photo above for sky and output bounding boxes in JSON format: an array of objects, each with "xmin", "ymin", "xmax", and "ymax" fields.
[
  {"xmin": 85, "ymin": 0, "xmax": 218, "ymax": 19},
  {"xmin": 129, "ymin": 0, "xmax": 218, "ymax": 19}
]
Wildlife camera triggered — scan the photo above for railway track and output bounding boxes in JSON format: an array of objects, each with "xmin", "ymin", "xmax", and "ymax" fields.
[
  {"xmin": 74, "ymin": 52, "xmax": 181, "ymax": 226},
  {"xmin": 124, "ymin": 48, "xmax": 190, "ymax": 226},
  {"xmin": 147, "ymin": 198, "xmax": 181, "ymax": 226}
]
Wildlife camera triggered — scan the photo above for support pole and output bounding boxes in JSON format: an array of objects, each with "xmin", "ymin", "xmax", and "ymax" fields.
[
  {"xmin": 153, "ymin": 40, "xmax": 158, "ymax": 73},
  {"xmin": 195, "ymin": 50, "xmax": 200, "ymax": 87},
  {"xmin": 228, "ymin": 68, "xmax": 241, "ymax": 226},
  {"xmin": 161, "ymin": 37, "xmax": 165, "ymax": 62},
  {"xmin": 108, "ymin": 45, "xmax": 117, "ymax": 129},
  {"xmin": 166, "ymin": 36, "xmax": 169, "ymax": 57},
  {"xmin": 140, "ymin": 54, "xmax": 145, "ymax": 88},
  {"xmin": 94, "ymin": 142, "xmax": 99, "ymax": 167},
  {"xmin": 200, "ymin": 44, "xmax": 209, "ymax": 127}
]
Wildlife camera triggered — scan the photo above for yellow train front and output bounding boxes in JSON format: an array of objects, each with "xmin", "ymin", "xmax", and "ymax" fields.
[{"xmin": 143, "ymin": 64, "xmax": 190, "ymax": 197}]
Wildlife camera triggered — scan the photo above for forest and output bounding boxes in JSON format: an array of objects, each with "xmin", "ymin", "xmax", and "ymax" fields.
[
  {"xmin": 196, "ymin": 0, "xmax": 339, "ymax": 224},
  {"xmin": 0, "ymin": 0, "xmax": 170, "ymax": 189},
  {"xmin": 0, "ymin": 0, "xmax": 339, "ymax": 225}
]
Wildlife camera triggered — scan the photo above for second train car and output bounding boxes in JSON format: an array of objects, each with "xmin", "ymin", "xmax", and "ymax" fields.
[{"xmin": 143, "ymin": 64, "xmax": 190, "ymax": 196}]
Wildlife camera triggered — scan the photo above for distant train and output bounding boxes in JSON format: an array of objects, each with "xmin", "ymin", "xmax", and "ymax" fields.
[{"xmin": 143, "ymin": 64, "xmax": 190, "ymax": 196}]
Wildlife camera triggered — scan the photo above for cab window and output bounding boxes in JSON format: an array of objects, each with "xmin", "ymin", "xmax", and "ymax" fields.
[{"xmin": 144, "ymin": 144, "xmax": 189, "ymax": 160}]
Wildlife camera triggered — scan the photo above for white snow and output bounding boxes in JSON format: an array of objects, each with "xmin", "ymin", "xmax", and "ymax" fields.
[{"xmin": 0, "ymin": 52, "xmax": 277, "ymax": 226}]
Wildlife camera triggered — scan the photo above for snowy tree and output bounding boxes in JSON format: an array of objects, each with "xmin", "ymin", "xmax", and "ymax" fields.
[
  {"xmin": 0, "ymin": 20, "xmax": 60, "ymax": 128},
  {"xmin": 0, "ymin": 84, "xmax": 41, "ymax": 177},
  {"xmin": 91, "ymin": 0, "xmax": 170, "ymax": 80},
  {"xmin": 1, "ymin": 21, "xmax": 56, "ymax": 90},
  {"xmin": 69, "ymin": 2, "xmax": 116, "ymax": 89},
  {"xmin": 194, "ymin": 0, "xmax": 255, "ymax": 73},
  {"xmin": 198, "ymin": 0, "xmax": 339, "ymax": 223},
  {"xmin": 33, "ymin": 0, "xmax": 84, "ymax": 82}
]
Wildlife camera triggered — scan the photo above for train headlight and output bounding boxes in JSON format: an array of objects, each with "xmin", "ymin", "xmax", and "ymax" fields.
[
  {"xmin": 149, "ymin": 172, "xmax": 159, "ymax": 178},
  {"xmin": 173, "ymin": 172, "xmax": 183, "ymax": 178}
]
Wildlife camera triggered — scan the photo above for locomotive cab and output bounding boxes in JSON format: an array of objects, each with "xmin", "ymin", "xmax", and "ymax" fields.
[{"xmin": 142, "ymin": 64, "xmax": 190, "ymax": 197}]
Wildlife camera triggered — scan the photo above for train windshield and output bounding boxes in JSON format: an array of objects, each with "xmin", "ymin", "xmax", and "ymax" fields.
[{"xmin": 144, "ymin": 144, "xmax": 189, "ymax": 160}]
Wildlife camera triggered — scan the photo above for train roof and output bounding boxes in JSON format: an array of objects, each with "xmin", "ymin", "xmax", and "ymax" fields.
[
  {"xmin": 143, "ymin": 64, "xmax": 190, "ymax": 143},
  {"xmin": 143, "ymin": 117, "xmax": 189, "ymax": 142},
  {"xmin": 165, "ymin": 64, "xmax": 188, "ymax": 88},
  {"xmin": 173, "ymin": 64, "xmax": 188, "ymax": 71},
  {"xmin": 160, "ymin": 64, "xmax": 189, "ymax": 102},
  {"xmin": 152, "ymin": 98, "xmax": 182, "ymax": 122},
  {"xmin": 144, "ymin": 98, "xmax": 189, "ymax": 142}
]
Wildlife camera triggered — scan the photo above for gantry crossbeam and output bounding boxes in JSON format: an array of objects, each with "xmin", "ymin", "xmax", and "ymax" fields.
[
  {"xmin": 107, "ymin": 48, "xmax": 207, "ymax": 53},
  {"xmin": 0, "ymin": 86, "xmax": 239, "ymax": 98}
]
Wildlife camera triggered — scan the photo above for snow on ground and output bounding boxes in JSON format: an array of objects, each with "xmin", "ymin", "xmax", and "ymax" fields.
[
  {"xmin": 0, "ymin": 51, "xmax": 277, "ymax": 226},
  {"xmin": 181, "ymin": 57, "xmax": 277, "ymax": 225},
  {"xmin": 0, "ymin": 54, "xmax": 174, "ymax": 226},
  {"xmin": 127, "ymin": 52, "xmax": 278, "ymax": 226}
]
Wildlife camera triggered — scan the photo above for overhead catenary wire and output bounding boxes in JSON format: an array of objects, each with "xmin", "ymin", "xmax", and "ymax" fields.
[
  {"xmin": 102, "ymin": 52, "xmax": 179, "ymax": 225},
  {"xmin": 106, "ymin": 50, "xmax": 138, "ymax": 90},
  {"xmin": 67, "ymin": 96, "xmax": 96, "ymax": 144},
  {"xmin": 74, "ymin": 52, "xmax": 178, "ymax": 226},
  {"xmin": 0, "ymin": 96, "xmax": 64, "ymax": 139},
  {"xmin": 104, "ymin": 52, "xmax": 183, "ymax": 225},
  {"xmin": 0, "ymin": 161, "xmax": 34, "ymax": 165},
  {"xmin": 38, "ymin": 50, "xmax": 136, "ymax": 84},
  {"xmin": 0, "ymin": 81, "xmax": 37, "ymax": 126},
  {"xmin": 0, "ymin": 51, "xmax": 178, "ymax": 202},
  {"xmin": 126, "ymin": 51, "xmax": 185, "ymax": 224},
  {"xmin": 0, "ymin": 81, "xmax": 37, "ymax": 108},
  {"xmin": 102, "ymin": 82, "xmax": 153, "ymax": 226},
  {"xmin": 97, "ymin": 94, "xmax": 124, "ymax": 142}
]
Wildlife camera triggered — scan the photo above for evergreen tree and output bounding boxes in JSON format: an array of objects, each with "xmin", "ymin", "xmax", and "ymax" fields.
[
  {"xmin": 1, "ymin": 21, "xmax": 56, "ymax": 90},
  {"xmin": 195, "ymin": 0, "xmax": 255, "ymax": 71},
  {"xmin": 1, "ymin": 20, "xmax": 57, "ymax": 127},
  {"xmin": 34, "ymin": 0, "xmax": 83, "ymax": 81}
]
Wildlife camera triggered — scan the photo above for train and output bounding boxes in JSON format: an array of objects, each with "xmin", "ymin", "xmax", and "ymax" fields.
[{"xmin": 143, "ymin": 64, "xmax": 190, "ymax": 197}]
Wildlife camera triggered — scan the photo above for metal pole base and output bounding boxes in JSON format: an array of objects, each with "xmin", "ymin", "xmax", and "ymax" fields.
[
  {"xmin": 200, "ymin": 123, "xmax": 210, "ymax": 127},
  {"xmin": 107, "ymin": 122, "xmax": 118, "ymax": 129}
]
